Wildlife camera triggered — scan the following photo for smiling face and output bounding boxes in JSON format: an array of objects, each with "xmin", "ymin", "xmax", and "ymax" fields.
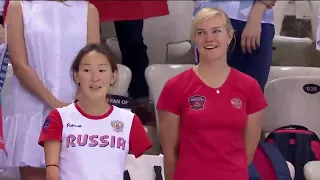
[
  {"xmin": 193, "ymin": 11, "xmax": 233, "ymax": 62},
  {"xmin": 74, "ymin": 50, "xmax": 117, "ymax": 101}
]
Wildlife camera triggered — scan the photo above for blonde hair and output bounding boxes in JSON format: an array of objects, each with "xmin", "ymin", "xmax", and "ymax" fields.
[{"xmin": 191, "ymin": 7, "xmax": 234, "ymax": 37}]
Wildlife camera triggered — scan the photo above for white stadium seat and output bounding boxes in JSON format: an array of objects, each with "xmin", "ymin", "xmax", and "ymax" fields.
[
  {"xmin": 272, "ymin": 36, "xmax": 312, "ymax": 66},
  {"xmin": 125, "ymin": 155, "xmax": 295, "ymax": 180},
  {"xmin": 304, "ymin": 161, "xmax": 320, "ymax": 180},
  {"xmin": 145, "ymin": 64, "xmax": 194, "ymax": 131},
  {"xmin": 109, "ymin": 64, "xmax": 132, "ymax": 97},
  {"xmin": 268, "ymin": 66, "xmax": 320, "ymax": 84},
  {"xmin": 125, "ymin": 154, "xmax": 164, "ymax": 180},
  {"xmin": 287, "ymin": 161, "xmax": 295, "ymax": 179},
  {"xmin": 263, "ymin": 76, "xmax": 320, "ymax": 135}
]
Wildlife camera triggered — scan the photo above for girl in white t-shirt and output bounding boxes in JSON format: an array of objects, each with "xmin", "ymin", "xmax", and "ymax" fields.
[{"xmin": 38, "ymin": 44, "xmax": 152, "ymax": 180}]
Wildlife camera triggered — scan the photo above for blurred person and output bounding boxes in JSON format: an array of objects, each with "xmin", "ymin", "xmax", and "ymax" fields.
[
  {"xmin": 2, "ymin": 1, "xmax": 99, "ymax": 180},
  {"xmin": 157, "ymin": 8, "xmax": 267, "ymax": 180},
  {"xmin": 3, "ymin": 0, "xmax": 8, "ymax": 23},
  {"xmin": 194, "ymin": 0, "xmax": 276, "ymax": 90},
  {"xmin": 39, "ymin": 44, "xmax": 151, "ymax": 180},
  {"xmin": 90, "ymin": 1, "xmax": 169, "ymax": 124}
]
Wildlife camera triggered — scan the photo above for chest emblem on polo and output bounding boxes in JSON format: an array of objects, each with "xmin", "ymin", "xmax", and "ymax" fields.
[
  {"xmin": 188, "ymin": 94, "xmax": 206, "ymax": 110},
  {"xmin": 111, "ymin": 120, "xmax": 124, "ymax": 133},
  {"xmin": 231, "ymin": 98, "xmax": 242, "ymax": 109}
]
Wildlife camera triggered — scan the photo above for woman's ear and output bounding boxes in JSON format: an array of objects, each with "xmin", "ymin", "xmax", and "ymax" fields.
[
  {"xmin": 111, "ymin": 70, "xmax": 118, "ymax": 85},
  {"xmin": 73, "ymin": 71, "xmax": 80, "ymax": 84}
]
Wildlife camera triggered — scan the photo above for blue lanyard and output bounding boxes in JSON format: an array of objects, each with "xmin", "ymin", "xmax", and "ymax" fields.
[{"xmin": 0, "ymin": 44, "xmax": 9, "ymax": 92}]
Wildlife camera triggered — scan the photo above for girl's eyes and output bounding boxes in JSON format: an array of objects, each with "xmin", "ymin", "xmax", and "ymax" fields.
[{"xmin": 83, "ymin": 69, "xmax": 107, "ymax": 72}]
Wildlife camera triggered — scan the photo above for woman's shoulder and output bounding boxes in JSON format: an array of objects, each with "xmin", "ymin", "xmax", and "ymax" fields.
[
  {"xmin": 7, "ymin": 1, "xmax": 22, "ymax": 13},
  {"xmin": 231, "ymin": 68, "xmax": 259, "ymax": 89},
  {"xmin": 165, "ymin": 67, "xmax": 194, "ymax": 89}
]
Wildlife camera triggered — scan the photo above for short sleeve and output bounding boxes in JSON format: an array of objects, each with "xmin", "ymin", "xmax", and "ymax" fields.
[
  {"xmin": 129, "ymin": 115, "xmax": 152, "ymax": 158},
  {"xmin": 247, "ymin": 80, "xmax": 268, "ymax": 115},
  {"xmin": 38, "ymin": 109, "xmax": 63, "ymax": 147},
  {"xmin": 156, "ymin": 78, "xmax": 181, "ymax": 115}
]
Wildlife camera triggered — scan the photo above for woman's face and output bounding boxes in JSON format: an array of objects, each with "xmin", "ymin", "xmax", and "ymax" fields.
[
  {"xmin": 74, "ymin": 51, "xmax": 116, "ymax": 101},
  {"xmin": 193, "ymin": 15, "xmax": 232, "ymax": 61}
]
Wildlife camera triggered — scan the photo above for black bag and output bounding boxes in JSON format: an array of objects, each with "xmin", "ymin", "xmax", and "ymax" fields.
[
  {"xmin": 124, "ymin": 166, "xmax": 163, "ymax": 180},
  {"xmin": 265, "ymin": 125, "xmax": 320, "ymax": 180}
]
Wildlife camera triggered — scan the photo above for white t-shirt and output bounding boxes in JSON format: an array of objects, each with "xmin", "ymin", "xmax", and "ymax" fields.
[{"xmin": 39, "ymin": 103, "xmax": 151, "ymax": 180}]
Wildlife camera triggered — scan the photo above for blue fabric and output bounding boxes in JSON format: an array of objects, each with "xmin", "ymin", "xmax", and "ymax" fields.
[
  {"xmin": 0, "ymin": 44, "xmax": 9, "ymax": 93},
  {"xmin": 259, "ymin": 142, "xmax": 292, "ymax": 180},
  {"xmin": 193, "ymin": 0, "xmax": 274, "ymax": 24},
  {"xmin": 248, "ymin": 163, "xmax": 261, "ymax": 180},
  {"xmin": 248, "ymin": 142, "xmax": 291, "ymax": 180}
]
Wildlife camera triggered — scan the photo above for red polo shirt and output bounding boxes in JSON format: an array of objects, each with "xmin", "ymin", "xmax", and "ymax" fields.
[
  {"xmin": 90, "ymin": 1, "xmax": 169, "ymax": 22},
  {"xmin": 157, "ymin": 68, "xmax": 267, "ymax": 180}
]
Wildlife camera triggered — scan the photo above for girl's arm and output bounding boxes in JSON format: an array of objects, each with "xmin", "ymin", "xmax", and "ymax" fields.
[
  {"xmin": 39, "ymin": 110, "xmax": 64, "ymax": 180},
  {"xmin": 44, "ymin": 141, "xmax": 61, "ymax": 180},
  {"xmin": 87, "ymin": 3, "xmax": 100, "ymax": 44},
  {"xmin": 7, "ymin": 2, "xmax": 67, "ymax": 108}
]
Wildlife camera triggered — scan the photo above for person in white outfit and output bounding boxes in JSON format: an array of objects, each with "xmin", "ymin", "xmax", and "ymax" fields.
[
  {"xmin": 39, "ymin": 44, "xmax": 152, "ymax": 180},
  {"xmin": 3, "ymin": 1, "xmax": 100, "ymax": 180}
]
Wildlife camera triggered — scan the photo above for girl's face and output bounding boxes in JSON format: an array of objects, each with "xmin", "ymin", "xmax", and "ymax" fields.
[
  {"xmin": 74, "ymin": 51, "xmax": 117, "ymax": 100},
  {"xmin": 193, "ymin": 15, "xmax": 232, "ymax": 61}
]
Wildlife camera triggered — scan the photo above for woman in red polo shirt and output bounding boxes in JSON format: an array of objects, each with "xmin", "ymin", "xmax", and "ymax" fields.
[
  {"xmin": 90, "ymin": 1, "xmax": 169, "ymax": 124},
  {"xmin": 157, "ymin": 8, "xmax": 267, "ymax": 180}
]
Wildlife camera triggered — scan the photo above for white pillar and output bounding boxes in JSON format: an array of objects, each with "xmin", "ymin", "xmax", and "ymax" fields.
[{"xmin": 273, "ymin": 1, "xmax": 290, "ymax": 35}]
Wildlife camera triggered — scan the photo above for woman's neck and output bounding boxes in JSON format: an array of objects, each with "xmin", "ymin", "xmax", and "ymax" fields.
[
  {"xmin": 197, "ymin": 55, "xmax": 230, "ymax": 77},
  {"xmin": 77, "ymin": 98, "xmax": 110, "ymax": 116}
]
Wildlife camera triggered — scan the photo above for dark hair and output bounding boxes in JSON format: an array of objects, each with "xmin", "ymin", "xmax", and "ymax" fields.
[{"xmin": 70, "ymin": 43, "xmax": 118, "ymax": 83}]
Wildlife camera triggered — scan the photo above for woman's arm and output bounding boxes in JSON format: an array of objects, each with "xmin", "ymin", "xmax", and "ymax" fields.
[
  {"xmin": 241, "ymin": 1, "xmax": 272, "ymax": 53},
  {"xmin": 244, "ymin": 110, "xmax": 263, "ymax": 165},
  {"xmin": 44, "ymin": 141, "xmax": 61, "ymax": 180},
  {"xmin": 87, "ymin": 3, "xmax": 100, "ymax": 44},
  {"xmin": 158, "ymin": 110, "xmax": 180, "ymax": 180},
  {"xmin": 244, "ymin": 80, "xmax": 267, "ymax": 165},
  {"xmin": 258, "ymin": 0, "xmax": 277, "ymax": 9},
  {"xmin": 7, "ymin": 2, "xmax": 67, "ymax": 108}
]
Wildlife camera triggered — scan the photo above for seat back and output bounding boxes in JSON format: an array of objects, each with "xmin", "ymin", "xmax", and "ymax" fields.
[
  {"xmin": 109, "ymin": 64, "xmax": 132, "ymax": 97},
  {"xmin": 287, "ymin": 161, "xmax": 295, "ymax": 180},
  {"xmin": 125, "ymin": 154, "xmax": 164, "ymax": 180},
  {"xmin": 268, "ymin": 66, "xmax": 320, "ymax": 84},
  {"xmin": 145, "ymin": 64, "xmax": 194, "ymax": 130},
  {"xmin": 304, "ymin": 161, "xmax": 320, "ymax": 180},
  {"xmin": 272, "ymin": 36, "xmax": 312, "ymax": 66},
  {"xmin": 263, "ymin": 76, "xmax": 320, "ymax": 135},
  {"xmin": 103, "ymin": 1, "xmax": 195, "ymax": 64}
]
